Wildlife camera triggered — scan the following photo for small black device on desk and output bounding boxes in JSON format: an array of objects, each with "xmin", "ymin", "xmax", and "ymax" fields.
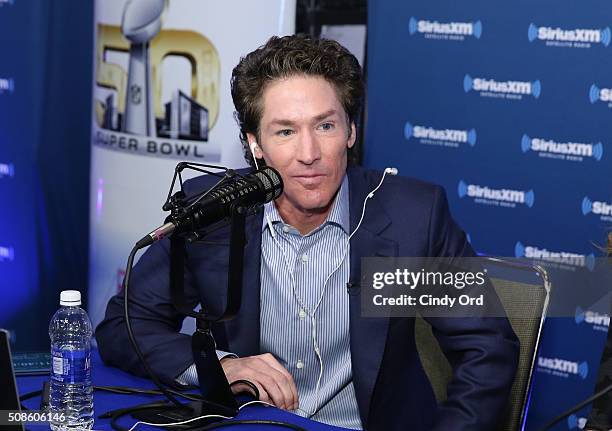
[{"xmin": 0, "ymin": 328, "xmax": 26, "ymax": 431}]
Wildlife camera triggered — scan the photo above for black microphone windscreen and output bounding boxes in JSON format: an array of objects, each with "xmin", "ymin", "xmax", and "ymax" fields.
[{"xmin": 253, "ymin": 166, "xmax": 283, "ymax": 202}]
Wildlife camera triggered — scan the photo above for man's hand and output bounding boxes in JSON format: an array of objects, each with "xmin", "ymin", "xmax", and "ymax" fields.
[{"xmin": 221, "ymin": 353, "xmax": 298, "ymax": 410}]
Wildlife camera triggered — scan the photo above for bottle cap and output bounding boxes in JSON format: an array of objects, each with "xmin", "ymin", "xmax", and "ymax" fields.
[{"xmin": 60, "ymin": 290, "xmax": 81, "ymax": 306}]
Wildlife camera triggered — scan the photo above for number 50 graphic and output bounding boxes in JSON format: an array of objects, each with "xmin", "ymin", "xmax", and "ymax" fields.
[{"xmin": 95, "ymin": 21, "xmax": 220, "ymax": 141}]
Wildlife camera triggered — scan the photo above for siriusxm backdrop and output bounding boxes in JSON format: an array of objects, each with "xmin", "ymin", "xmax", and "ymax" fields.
[
  {"xmin": 0, "ymin": 0, "xmax": 92, "ymax": 350},
  {"xmin": 366, "ymin": 1, "xmax": 611, "ymax": 429}
]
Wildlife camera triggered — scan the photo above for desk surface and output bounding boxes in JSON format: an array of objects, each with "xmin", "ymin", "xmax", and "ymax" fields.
[{"xmin": 17, "ymin": 351, "xmax": 348, "ymax": 431}]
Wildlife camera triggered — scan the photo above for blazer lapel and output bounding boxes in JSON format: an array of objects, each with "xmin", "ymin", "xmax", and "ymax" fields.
[{"xmin": 347, "ymin": 167, "xmax": 398, "ymax": 426}]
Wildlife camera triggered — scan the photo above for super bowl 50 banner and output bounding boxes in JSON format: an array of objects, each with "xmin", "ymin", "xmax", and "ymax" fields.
[
  {"xmin": 88, "ymin": 0, "xmax": 295, "ymax": 330},
  {"xmin": 366, "ymin": 1, "xmax": 612, "ymax": 429}
]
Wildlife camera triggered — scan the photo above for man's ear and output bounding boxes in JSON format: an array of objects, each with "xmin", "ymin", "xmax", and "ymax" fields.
[
  {"xmin": 347, "ymin": 122, "xmax": 357, "ymax": 149},
  {"xmin": 246, "ymin": 133, "xmax": 263, "ymax": 158}
]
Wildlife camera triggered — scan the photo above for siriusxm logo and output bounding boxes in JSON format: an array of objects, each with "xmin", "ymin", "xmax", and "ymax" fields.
[
  {"xmin": 589, "ymin": 83, "xmax": 612, "ymax": 107},
  {"xmin": 567, "ymin": 415, "xmax": 587, "ymax": 430},
  {"xmin": 538, "ymin": 356, "xmax": 589, "ymax": 379},
  {"xmin": 458, "ymin": 180, "xmax": 535, "ymax": 208},
  {"xmin": 0, "ymin": 246, "xmax": 14, "ymax": 262},
  {"xmin": 0, "ymin": 77, "xmax": 15, "ymax": 94},
  {"xmin": 528, "ymin": 23, "xmax": 611, "ymax": 48},
  {"xmin": 575, "ymin": 306, "xmax": 610, "ymax": 331},
  {"xmin": 404, "ymin": 122, "xmax": 476, "ymax": 148},
  {"xmin": 515, "ymin": 242, "xmax": 595, "ymax": 270},
  {"xmin": 464, "ymin": 75, "xmax": 541, "ymax": 100},
  {"xmin": 0, "ymin": 163, "xmax": 15, "ymax": 178},
  {"xmin": 582, "ymin": 196, "xmax": 612, "ymax": 221},
  {"xmin": 409, "ymin": 17, "xmax": 482, "ymax": 40},
  {"xmin": 521, "ymin": 134, "xmax": 603, "ymax": 162}
]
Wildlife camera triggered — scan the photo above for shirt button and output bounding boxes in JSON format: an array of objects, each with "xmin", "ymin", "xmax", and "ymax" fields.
[
  {"xmin": 296, "ymin": 360, "xmax": 304, "ymax": 369},
  {"xmin": 282, "ymin": 225, "xmax": 290, "ymax": 233},
  {"xmin": 301, "ymin": 254, "xmax": 308, "ymax": 263},
  {"xmin": 299, "ymin": 309, "xmax": 306, "ymax": 319}
]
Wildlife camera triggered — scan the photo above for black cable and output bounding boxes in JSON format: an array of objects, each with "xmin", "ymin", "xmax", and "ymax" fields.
[
  {"xmin": 123, "ymin": 245, "xmax": 185, "ymax": 408},
  {"xmin": 105, "ymin": 400, "xmax": 308, "ymax": 431},
  {"xmin": 200, "ymin": 419, "xmax": 307, "ymax": 431},
  {"xmin": 95, "ymin": 385, "xmax": 203, "ymax": 402},
  {"xmin": 230, "ymin": 380, "xmax": 260, "ymax": 401},
  {"xmin": 107, "ymin": 401, "xmax": 173, "ymax": 431},
  {"xmin": 19, "ymin": 389, "xmax": 42, "ymax": 402},
  {"xmin": 19, "ymin": 385, "xmax": 202, "ymax": 402},
  {"xmin": 99, "ymin": 401, "xmax": 172, "ymax": 420},
  {"xmin": 19, "ymin": 330, "xmax": 295, "ymax": 428},
  {"xmin": 538, "ymin": 382, "xmax": 612, "ymax": 431}
]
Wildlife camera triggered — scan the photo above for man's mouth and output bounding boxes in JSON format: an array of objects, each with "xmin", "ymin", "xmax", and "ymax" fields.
[
  {"xmin": 292, "ymin": 173, "xmax": 326, "ymax": 186},
  {"xmin": 293, "ymin": 174, "xmax": 325, "ymax": 178}
]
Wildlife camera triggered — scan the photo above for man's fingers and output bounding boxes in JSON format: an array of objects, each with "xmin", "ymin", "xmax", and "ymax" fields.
[
  {"xmin": 227, "ymin": 362, "xmax": 289, "ymax": 409},
  {"xmin": 258, "ymin": 354, "xmax": 299, "ymax": 408},
  {"xmin": 256, "ymin": 369, "xmax": 292, "ymax": 409},
  {"xmin": 220, "ymin": 354, "xmax": 299, "ymax": 410}
]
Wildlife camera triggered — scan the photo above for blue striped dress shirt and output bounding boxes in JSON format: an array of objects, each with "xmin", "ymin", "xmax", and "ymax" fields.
[{"xmin": 259, "ymin": 175, "xmax": 361, "ymax": 429}]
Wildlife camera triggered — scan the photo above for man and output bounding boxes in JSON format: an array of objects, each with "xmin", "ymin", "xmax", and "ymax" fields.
[{"xmin": 96, "ymin": 35, "xmax": 519, "ymax": 430}]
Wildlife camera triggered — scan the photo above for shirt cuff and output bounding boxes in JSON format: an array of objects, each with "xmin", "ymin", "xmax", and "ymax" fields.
[{"xmin": 175, "ymin": 350, "xmax": 238, "ymax": 386}]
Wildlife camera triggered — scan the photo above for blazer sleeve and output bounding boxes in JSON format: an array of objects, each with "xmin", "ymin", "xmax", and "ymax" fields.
[
  {"xmin": 95, "ymin": 237, "xmax": 201, "ymax": 385},
  {"xmin": 424, "ymin": 186, "xmax": 520, "ymax": 431}
]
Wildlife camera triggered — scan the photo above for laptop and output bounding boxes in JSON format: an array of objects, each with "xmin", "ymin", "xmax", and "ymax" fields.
[{"xmin": 0, "ymin": 328, "xmax": 26, "ymax": 431}]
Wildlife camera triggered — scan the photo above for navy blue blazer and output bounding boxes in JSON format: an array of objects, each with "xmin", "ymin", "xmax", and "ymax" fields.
[{"xmin": 96, "ymin": 166, "xmax": 519, "ymax": 431}]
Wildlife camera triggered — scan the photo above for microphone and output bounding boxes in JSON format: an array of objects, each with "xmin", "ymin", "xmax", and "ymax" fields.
[{"xmin": 136, "ymin": 167, "xmax": 283, "ymax": 248}]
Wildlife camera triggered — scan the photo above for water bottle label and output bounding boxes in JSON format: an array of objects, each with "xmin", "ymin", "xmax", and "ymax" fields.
[{"xmin": 51, "ymin": 348, "xmax": 91, "ymax": 384}]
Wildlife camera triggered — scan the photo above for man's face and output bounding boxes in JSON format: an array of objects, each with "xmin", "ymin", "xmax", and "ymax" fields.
[{"xmin": 249, "ymin": 75, "xmax": 356, "ymax": 216}]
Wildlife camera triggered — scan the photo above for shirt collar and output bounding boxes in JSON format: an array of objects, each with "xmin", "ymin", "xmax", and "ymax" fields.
[{"xmin": 262, "ymin": 174, "xmax": 350, "ymax": 235}]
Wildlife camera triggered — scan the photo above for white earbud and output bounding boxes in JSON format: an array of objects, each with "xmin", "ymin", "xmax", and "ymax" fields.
[
  {"xmin": 385, "ymin": 167, "xmax": 398, "ymax": 176},
  {"xmin": 249, "ymin": 141, "xmax": 260, "ymax": 170}
]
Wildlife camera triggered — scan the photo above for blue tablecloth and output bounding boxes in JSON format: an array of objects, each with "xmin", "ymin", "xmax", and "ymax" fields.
[{"xmin": 17, "ymin": 351, "xmax": 348, "ymax": 431}]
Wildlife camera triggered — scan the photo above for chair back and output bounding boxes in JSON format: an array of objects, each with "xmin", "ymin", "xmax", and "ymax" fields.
[{"xmin": 415, "ymin": 256, "xmax": 550, "ymax": 431}]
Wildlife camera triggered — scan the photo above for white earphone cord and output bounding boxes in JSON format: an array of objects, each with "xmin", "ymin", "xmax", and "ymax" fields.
[{"xmin": 264, "ymin": 167, "xmax": 396, "ymax": 417}]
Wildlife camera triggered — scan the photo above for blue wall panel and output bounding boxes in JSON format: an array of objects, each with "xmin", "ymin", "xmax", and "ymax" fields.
[
  {"xmin": 366, "ymin": 1, "xmax": 611, "ymax": 428},
  {"xmin": 0, "ymin": 0, "xmax": 92, "ymax": 351}
]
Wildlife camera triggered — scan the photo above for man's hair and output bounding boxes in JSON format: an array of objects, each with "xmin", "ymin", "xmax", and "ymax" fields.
[{"xmin": 230, "ymin": 34, "xmax": 364, "ymax": 167}]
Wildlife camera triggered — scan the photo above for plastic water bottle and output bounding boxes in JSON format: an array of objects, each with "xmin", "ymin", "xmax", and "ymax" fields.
[{"xmin": 48, "ymin": 290, "xmax": 94, "ymax": 430}]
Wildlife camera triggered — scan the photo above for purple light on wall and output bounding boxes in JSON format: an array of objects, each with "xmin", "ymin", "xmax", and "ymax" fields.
[{"xmin": 96, "ymin": 177, "xmax": 104, "ymax": 218}]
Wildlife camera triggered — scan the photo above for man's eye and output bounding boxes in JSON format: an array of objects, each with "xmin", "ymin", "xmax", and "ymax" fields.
[
  {"xmin": 276, "ymin": 129, "xmax": 294, "ymax": 137},
  {"xmin": 318, "ymin": 122, "xmax": 335, "ymax": 131}
]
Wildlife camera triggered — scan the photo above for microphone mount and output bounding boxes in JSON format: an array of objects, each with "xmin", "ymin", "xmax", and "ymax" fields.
[{"xmin": 125, "ymin": 162, "xmax": 283, "ymax": 427}]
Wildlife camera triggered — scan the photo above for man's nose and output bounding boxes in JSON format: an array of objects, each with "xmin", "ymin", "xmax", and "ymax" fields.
[{"xmin": 296, "ymin": 130, "xmax": 321, "ymax": 165}]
